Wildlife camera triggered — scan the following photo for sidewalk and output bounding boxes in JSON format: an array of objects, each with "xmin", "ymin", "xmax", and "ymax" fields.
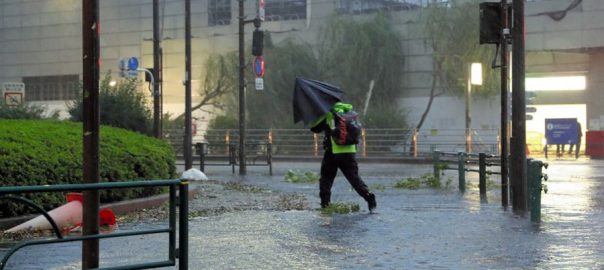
[{"xmin": 2, "ymin": 160, "xmax": 604, "ymax": 269}]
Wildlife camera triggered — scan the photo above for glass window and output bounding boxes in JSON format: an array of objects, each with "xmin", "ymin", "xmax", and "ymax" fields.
[
  {"xmin": 208, "ymin": 0, "xmax": 232, "ymax": 26},
  {"xmin": 23, "ymin": 75, "xmax": 80, "ymax": 101},
  {"xmin": 265, "ymin": 0, "xmax": 306, "ymax": 21}
]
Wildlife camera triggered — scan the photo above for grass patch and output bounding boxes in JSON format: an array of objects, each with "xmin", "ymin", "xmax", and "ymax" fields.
[
  {"xmin": 394, "ymin": 177, "xmax": 422, "ymax": 189},
  {"xmin": 395, "ymin": 173, "xmax": 453, "ymax": 189},
  {"xmin": 320, "ymin": 202, "xmax": 360, "ymax": 215},
  {"xmin": 283, "ymin": 170, "xmax": 319, "ymax": 183}
]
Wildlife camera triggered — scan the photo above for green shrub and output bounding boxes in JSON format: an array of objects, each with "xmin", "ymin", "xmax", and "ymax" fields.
[
  {"xmin": 394, "ymin": 177, "xmax": 422, "ymax": 189},
  {"xmin": 0, "ymin": 120, "xmax": 176, "ymax": 216},
  {"xmin": 0, "ymin": 101, "xmax": 49, "ymax": 119},
  {"xmin": 68, "ymin": 74, "xmax": 153, "ymax": 135}
]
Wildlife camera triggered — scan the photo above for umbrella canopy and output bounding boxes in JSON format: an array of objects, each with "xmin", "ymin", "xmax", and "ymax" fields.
[{"xmin": 293, "ymin": 78, "xmax": 344, "ymax": 125}]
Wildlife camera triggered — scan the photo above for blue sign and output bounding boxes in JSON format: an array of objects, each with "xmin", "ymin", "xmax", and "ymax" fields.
[
  {"xmin": 127, "ymin": 57, "xmax": 139, "ymax": 71},
  {"xmin": 545, "ymin": 118, "xmax": 578, "ymax": 144}
]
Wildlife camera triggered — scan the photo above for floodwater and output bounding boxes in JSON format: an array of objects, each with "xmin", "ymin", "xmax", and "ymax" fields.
[{"xmin": 1, "ymin": 160, "xmax": 603, "ymax": 269}]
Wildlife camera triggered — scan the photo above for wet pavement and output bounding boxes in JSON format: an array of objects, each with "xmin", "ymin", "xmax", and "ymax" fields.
[{"xmin": 2, "ymin": 159, "xmax": 604, "ymax": 269}]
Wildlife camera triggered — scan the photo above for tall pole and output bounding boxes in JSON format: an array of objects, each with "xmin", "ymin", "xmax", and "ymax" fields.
[
  {"xmin": 238, "ymin": 0, "xmax": 247, "ymax": 175},
  {"xmin": 500, "ymin": 0, "xmax": 509, "ymax": 208},
  {"xmin": 184, "ymin": 0, "xmax": 193, "ymax": 170},
  {"xmin": 153, "ymin": 0, "xmax": 162, "ymax": 138},
  {"xmin": 466, "ymin": 64, "xmax": 472, "ymax": 153},
  {"xmin": 82, "ymin": 0, "xmax": 100, "ymax": 267},
  {"xmin": 511, "ymin": 0, "xmax": 527, "ymax": 213}
]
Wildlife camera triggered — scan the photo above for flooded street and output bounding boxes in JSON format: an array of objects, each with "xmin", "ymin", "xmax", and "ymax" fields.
[{"xmin": 2, "ymin": 160, "xmax": 604, "ymax": 269}]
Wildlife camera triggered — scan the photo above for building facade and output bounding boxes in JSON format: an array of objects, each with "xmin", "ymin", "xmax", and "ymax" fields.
[{"xmin": 1, "ymin": 0, "xmax": 603, "ymax": 151}]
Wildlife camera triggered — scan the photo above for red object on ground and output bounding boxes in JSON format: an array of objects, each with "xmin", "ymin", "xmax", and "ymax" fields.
[
  {"xmin": 586, "ymin": 131, "xmax": 604, "ymax": 158},
  {"xmin": 5, "ymin": 193, "xmax": 117, "ymax": 233}
]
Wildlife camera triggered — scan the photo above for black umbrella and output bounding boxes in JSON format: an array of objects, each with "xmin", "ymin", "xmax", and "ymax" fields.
[{"xmin": 293, "ymin": 78, "xmax": 344, "ymax": 125}]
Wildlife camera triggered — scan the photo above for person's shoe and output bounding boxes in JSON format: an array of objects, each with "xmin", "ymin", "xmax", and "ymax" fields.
[{"xmin": 367, "ymin": 193, "xmax": 377, "ymax": 213}]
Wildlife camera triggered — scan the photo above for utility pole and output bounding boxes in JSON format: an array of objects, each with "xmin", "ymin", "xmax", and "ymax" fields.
[
  {"xmin": 238, "ymin": 0, "xmax": 247, "ymax": 175},
  {"xmin": 82, "ymin": 0, "xmax": 100, "ymax": 267},
  {"xmin": 465, "ymin": 64, "xmax": 472, "ymax": 153},
  {"xmin": 184, "ymin": 0, "xmax": 193, "ymax": 170},
  {"xmin": 237, "ymin": 0, "xmax": 263, "ymax": 175},
  {"xmin": 500, "ymin": 0, "xmax": 509, "ymax": 208},
  {"xmin": 153, "ymin": 0, "xmax": 162, "ymax": 138},
  {"xmin": 511, "ymin": 0, "xmax": 528, "ymax": 213}
]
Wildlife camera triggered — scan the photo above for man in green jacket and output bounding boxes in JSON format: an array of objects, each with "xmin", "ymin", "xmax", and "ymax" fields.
[{"xmin": 310, "ymin": 102, "xmax": 377, "ymax": 212}]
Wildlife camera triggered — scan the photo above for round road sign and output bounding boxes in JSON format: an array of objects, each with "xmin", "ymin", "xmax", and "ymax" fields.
[
  {"xmin": 254, "ymin": 56, "xmax": 265, "ymax": 77},
  {"xmin": 127, "ymin": 57, "xmax": 139, "ymax": 71}
]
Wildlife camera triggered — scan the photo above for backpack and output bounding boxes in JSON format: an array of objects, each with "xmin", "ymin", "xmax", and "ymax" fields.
[{"xmin": 330, "ymin": 109, "xmax": 362, "ymax": 145}]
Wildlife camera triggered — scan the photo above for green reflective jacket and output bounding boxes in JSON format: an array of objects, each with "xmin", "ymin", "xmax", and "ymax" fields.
[{"xmin": 310, "ymin": 102, "xmax": 357, "ymax": 154}]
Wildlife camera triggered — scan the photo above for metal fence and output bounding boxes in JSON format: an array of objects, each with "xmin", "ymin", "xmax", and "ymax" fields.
[{"xmin": 165, "ymin": 128, "xmax": 501, "ymax": 158}]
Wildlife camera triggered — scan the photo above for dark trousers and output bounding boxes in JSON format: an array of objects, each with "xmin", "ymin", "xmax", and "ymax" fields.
[{"xmin": 319, "ymin": 151, "xmax": 371, "ymax": 207}]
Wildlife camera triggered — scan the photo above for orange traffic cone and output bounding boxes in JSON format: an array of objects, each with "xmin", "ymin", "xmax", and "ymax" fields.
[
  {"xmin": 6, "ymin": 193, "xmax": 83, "ymax": 233},
  {"xmin": 5, "ymin": 193, "xmax": 117, "ymax": 234}
]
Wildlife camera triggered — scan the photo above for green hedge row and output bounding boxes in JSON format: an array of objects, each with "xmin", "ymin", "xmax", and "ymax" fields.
[{"xmin": 0, "ymin": 120, "xmax": 177, "ymax": 216}]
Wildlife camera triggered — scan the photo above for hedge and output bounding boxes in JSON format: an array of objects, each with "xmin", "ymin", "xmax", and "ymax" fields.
[{"xmin": 0, "ymin": 120, "xmax": 177, "ymax": 216}]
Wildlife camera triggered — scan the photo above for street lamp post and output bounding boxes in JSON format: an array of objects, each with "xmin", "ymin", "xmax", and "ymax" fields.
[{"xmin": 466, "ymin": 63, "xmax": 483, "ymax": 153}]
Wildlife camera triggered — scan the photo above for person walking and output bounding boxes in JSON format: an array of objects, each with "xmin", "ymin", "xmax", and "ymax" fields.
[
  {"xmin": 568, "ymin": 122, "xmax": 583, "ymax": 158},
  {"xmin": 310, "ymin": 102, "xmax": 377, "ymax": 212}
]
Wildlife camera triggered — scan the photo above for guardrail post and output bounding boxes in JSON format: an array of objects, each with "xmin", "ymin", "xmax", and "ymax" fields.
[
  {"xmin": 169, "ymin": 184, "xmax": 177, "ymax": 262},
  {"xmin": 195, "ymin": 142, "xmax": 206, "ymax": 172},
  {"xmin": 267, "ymin": 142, "xmax": 273, "ymax": 176},
  {"xmin": 433, "ymin": 151, "xmax": 441, "ymax": 180},
  {"xmin": 179, "ymin": 180, "xmax": 189, "ymax": 269},
  {"xmin": 412, "ymin": 128, "xmax": 418, "ymax": 158},
  {"xmin": 313, "ymin": 133, "xmax": 319, "ymax": 157},
  {"xmin": 361, "ymin": 128, "xmax": 367, "ymax": 157},
  {"xmin": 458, "ymin": 152, "xmax": 466, "ymax": 193},
  {"xmin": 229, "ymin": 142, "xmax": 236, "ymax": 174},
  {"xmin": 479, "ymin": 153, "xmax": 486, "ymax": 197},
  {"xmin": 528, "ymin": 159, "xmax": 547, "ymax": 223}
]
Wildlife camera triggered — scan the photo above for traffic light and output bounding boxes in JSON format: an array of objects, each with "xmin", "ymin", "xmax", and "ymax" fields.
[
  {"xmin": 252, "ymin": 29, "xmax": 264, "ymax": 56},
  {"xmin": 479, "ymin": 2, "xmax": 502, "ymax": 44}
]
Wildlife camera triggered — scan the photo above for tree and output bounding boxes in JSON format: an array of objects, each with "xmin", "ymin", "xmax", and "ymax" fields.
[
  {"xmin": 69, "ymin": 73, "xmax": 153, "ymax": 135},
  {"xmin": 207, "ymin": 12, "xmax": 408, "ymax": 130},
  {"xmin": 317, "ymin": 12, "xmax": 407, "ymax": 128},
  {"xmin": 416, "ymin": 0, "xmax": 500, "ymax": 131},
  {"xmin": 166, "ymin": 53, "xmax": 238, "ymax": 134}
]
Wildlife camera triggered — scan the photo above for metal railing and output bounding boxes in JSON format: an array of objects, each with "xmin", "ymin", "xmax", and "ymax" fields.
[
  {"xmin": 165, "ymin": 128, "xmax": 501, "ymax": 158},
  {"xmin": 195, "ymin": 142, "xmax": 273, "ymax": 175},
  {"xmin": 432, "ymin": 151, "xmax": 501, "ymax": 197},
  {"xmin": 0, "ymin": 179, "xmax": 189, "ymax": 270}
]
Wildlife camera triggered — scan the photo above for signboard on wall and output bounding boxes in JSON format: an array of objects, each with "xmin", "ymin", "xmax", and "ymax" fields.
[
  {"xmin": 1, "ymin": 82, "xmax": 25, "ymax": 106},
  {"xmin": 545, "ymin": 118, "xmax": 579, "ymax": 144}
]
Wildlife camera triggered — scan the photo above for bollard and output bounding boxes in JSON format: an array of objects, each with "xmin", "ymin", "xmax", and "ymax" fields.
[
  {"xmin": 433, "ymin": 151, "xmax": 441, "ymax": 180},
  {"xmin": 196, "ymin": 142, "xmax": 207, "ymax": 172},
  {"xmin": 479, "ymin": 153, "xmax": 486, "ymax": 197},
  {"xmin": 528, "ymin": 159, "xmax": 547, "ymax": 223},
  {"xmin": 458, "ymin": 152, "xmax": 466, "ymax": 193}
]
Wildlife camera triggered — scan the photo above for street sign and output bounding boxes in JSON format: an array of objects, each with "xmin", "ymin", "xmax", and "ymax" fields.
[
  {"xmin": 254, "ymin": 56, "xmax": 265, "ymax": 77},
  {"xmin": 259, "ymin": 0, "xmax": 265, "ymax": 21},
  {"xmin": 127, "ymin": 57, "xmax": 139, "ymax": 71},
  {"xmin": 255, "ymin": 77, "xmax": 264, "ymax": 90},
  {"xmin": 526, "ymin": 106, "xmax": 537, "ymax": 113},
  {"xmin": 545, "ymin": 118, "xmax": 579, "ymax": 144}
]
